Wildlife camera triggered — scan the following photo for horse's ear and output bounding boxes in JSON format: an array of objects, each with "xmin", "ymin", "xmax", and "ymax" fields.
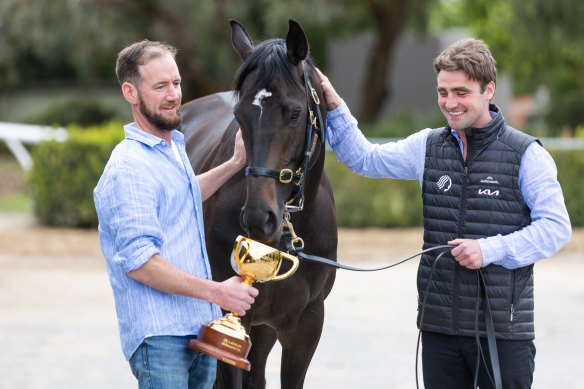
[
  {"xmin": 230, "ymin": 19, "xmax": 254, "ymax": 61},
  {"xmin": 286, "ymin": 19, "xmax": 309, "ymax": 65}
]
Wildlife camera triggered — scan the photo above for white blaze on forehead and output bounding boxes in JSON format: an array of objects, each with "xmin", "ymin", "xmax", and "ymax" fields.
[{"xmin": 252, "ymin": 89, "xmax": 272, "ymax": 109}]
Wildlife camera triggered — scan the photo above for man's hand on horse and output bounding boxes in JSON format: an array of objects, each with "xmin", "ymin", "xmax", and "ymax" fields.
[
  {"xmin": 232, "ymin": 128, "xmax": 247, "ymax": 170},
  {"xmin": 315, "ymin": 68, "xmax": 342, "ymax": 111}
]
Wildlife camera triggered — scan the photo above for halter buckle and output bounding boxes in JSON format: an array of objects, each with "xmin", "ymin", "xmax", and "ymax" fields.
[
  {"xmin": 294, "ymin": 168, "xmax": 304, "ymax": 186},
  {"xmin": 309, "ymin": 110, "xmax": 317, "ymax": 127},
  {"xmin": 279, "ymin": 169, "xmax": 294, "ymax": 184},
  {"xmin": 310, "ymin": 87, "xmax": 320, "ymax": 105}
]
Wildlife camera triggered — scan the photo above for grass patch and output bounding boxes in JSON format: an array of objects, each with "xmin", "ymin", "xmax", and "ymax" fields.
[
  {"xmin": 0, "ymin": 155, "xmax": 29, "ymax": 213},
  {"xmin": 0, "ymin": 192, "xmax": 29, "ymax": 213}
]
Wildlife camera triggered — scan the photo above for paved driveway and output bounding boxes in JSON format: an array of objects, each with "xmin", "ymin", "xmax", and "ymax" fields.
[{"xmin": 0, "ymin": 214, "xmax": 582, "ymax": 388}]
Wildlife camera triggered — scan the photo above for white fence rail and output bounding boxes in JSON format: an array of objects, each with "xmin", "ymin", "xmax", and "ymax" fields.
[
  {"xmin": 0, "ymin": 122, "xmax": 68, "ymax": 171},
  {"xmin": 367, "ymin": 137, "xmax": 584, "ymax": 150}
]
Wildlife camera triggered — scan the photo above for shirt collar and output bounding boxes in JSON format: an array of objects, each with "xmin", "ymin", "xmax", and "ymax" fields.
[{"xmin": 124, "ymin": 123, "xmax": 185, "ymax": 147}]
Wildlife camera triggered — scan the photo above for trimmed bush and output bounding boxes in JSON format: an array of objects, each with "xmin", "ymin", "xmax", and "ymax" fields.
[
  {"xmin": 26, "ymin": 123, "xmax": 584, "ymax": 229},
  {"xmin": 325, "ymin": 156, "xmax": 423, "ymax": 228},
  {"xmin": 28, "ymin": 122, "xmax": 124, "ymax": 227},
  {"xmin": 326, "ymin": 148, "xmax": 584, "ymax": 228},
  {"xmin": 549, "ymin": 150, "xmax": 584, "ymax": 226},
  {"xmin": 29, "ymin": 96, "xmax": 119, "ymax": 127}
]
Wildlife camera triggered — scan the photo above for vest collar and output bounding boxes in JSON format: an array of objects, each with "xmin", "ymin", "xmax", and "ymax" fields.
[
  {"xmin": 446, "ymin": 104, "xmax": 505, "ymax": 146},
  {"xmin": 463, "ymin": 104, "xmax": 504, "ymax": 144}
]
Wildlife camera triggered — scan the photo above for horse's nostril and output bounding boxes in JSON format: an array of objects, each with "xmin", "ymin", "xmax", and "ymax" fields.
[
  {"xmin": 241, "ymin": 206, "xmax": 278, "ymax": 241},
  {"xmin": 264, "ymin": 209, "xmax": 277, "ymax": 236}
]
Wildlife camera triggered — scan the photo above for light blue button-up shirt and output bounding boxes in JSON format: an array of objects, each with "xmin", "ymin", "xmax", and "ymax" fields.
[
  {"xmin": 94, "ymin": 123, "xmax": 222, "ymax": 360},
  {"xmin": 326, "ymin": 101, "xmax": 571, "ymax": 270}
]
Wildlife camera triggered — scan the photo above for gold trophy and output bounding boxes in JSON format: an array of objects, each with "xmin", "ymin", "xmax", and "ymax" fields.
[{"xmin": 187, "ymin": 235, "xmax": 299, "ymax": 370}]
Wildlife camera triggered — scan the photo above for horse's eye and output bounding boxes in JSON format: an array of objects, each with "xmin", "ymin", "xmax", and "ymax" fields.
[{"xmin": 290, "ymin": 110, "xmax": 301, "ymax": 122}]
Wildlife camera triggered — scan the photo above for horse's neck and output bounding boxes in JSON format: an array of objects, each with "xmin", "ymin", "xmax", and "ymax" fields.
[{"xmin": 181, "ymin": 92, "xmax": 238, "ymax": 172}]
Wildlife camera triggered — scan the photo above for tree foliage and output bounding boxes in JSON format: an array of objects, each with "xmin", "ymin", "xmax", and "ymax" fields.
[
  {"xmin": 0, "ymin": 0, "xmax": 248, "ymax": 100},
  {"xmin": 5, "ymin": 0, "xmax": 581, "ymax": 132},
  {"xmin": 0, "ymin": 0, "xmax": 435, "ymax": 122},
  {"xmin": 432, "ymin": 0, "xmax": 584, "ymax": 135},
  {"xmin": 0, "ymin": 0, "xmax": 351, "ymax": 98}
]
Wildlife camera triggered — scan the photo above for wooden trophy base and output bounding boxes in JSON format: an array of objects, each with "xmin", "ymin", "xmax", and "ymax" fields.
[{"xmin": 187, "ymin": 323, "xmax": 251, "ymax": 371}]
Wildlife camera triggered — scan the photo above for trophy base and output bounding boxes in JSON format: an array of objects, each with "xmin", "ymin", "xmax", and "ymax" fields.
[{"xmin": 187, "ymin": 324, "xmax": 251, "ymax": 371}]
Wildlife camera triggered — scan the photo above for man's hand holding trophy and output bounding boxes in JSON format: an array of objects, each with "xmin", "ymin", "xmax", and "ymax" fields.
[{"xmin": 187, "ymin": 235, "xmax": 299, "ymax": 370}]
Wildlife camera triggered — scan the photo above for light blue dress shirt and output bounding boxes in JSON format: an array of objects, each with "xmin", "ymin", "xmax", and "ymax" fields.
[
  {"xmin": 326, "ymin": 101, "xmax": 571, "ymax": 270},
  {"xmin": 94, "ymin": 123, "xmax": 222, "ymax": 360}
]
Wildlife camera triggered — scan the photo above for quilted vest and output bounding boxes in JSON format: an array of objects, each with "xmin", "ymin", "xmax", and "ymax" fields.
[{"xmin": 417, "ymin": 104, "xmax": 538, "ymax": 340}]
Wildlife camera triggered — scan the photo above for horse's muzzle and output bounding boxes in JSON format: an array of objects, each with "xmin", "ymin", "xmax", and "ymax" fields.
[{"xmin": 240, "ymin": 204, "xmax": 280, "ymax": 244}]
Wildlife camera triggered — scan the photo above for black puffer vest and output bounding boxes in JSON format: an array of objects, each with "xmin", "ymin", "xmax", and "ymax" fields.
[{"xmin": 417, "ymin": 104, "xmax": 539, "ymax": 340}]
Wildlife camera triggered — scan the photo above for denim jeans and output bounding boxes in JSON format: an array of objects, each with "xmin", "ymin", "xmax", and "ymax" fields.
[{"xmin": 129, "ymin": 335, "xmax": 217, "ymax": 389}]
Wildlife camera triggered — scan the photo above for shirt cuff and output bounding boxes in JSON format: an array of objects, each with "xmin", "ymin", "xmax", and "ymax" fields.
[
  {"xmin": 478, "ymin": 235, "xmax": 505, "ymax": 267},
  {"xmin": 114, "ymin": 239, "xmax": 161, "ymax": 274},
  {"xmin": 326, "ymin": 100, "xmax": 355, "ymax": 148},
  {"xmin": 326, "ymin": 98, "xmax": 347, "ymax": 116}
]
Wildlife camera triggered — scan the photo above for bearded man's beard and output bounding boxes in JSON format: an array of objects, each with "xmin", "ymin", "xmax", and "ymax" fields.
[{"xmin": 139, "ymin": 97, "xmax": 181, "ymax": 132}]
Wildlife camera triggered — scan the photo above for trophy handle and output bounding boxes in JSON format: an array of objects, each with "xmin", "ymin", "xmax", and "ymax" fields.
[{"xmin": 271, "ymin": 253, "xmax": 299, "ymax": 281}]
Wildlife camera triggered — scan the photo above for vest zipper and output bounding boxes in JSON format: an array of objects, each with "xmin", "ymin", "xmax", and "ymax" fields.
[
  {"xmin": 452, "ymin": 161, "xmax": 470, "ymax": 332},
  {"xmin": 460, "ymin": 163, "xmax": 469, "ymax": 232},
  {"xmin": 510, "ymin": 269, "xmax": 516, "ymax": 322}
]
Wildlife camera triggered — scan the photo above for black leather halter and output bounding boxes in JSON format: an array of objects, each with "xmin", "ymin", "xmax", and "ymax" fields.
[{"xmin": 244, "ymin": 61, "xmax": 325, "ymax": 213}]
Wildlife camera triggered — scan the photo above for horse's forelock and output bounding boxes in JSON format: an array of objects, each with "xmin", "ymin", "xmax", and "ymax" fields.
[{"xmin": 234, "ymin": 38, "xmax": 304, "ymax": 97}]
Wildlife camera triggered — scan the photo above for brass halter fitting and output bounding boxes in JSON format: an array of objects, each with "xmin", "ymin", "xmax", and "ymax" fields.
[{"xmin": 282, "ymin": 212, "xmax": 304, "ymax": 251}]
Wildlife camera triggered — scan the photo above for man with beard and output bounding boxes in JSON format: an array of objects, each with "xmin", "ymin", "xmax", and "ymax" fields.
[{"xmin": 94, "ymin": 40, "xmax": 258, "ymax": 388}]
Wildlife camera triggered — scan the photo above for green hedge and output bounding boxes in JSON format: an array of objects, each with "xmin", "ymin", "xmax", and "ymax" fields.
[
  {"xmin": 28, "ymin": 122, "xmax": 124, "ymax": 227},
  {"xmin": 326, "ymin": 149, "xmax": 584, "ymax": 228},
  {"xmin": 549, "ymin": 150, "xmax": 584, "ymax": 226},
  {"xmin": 325, "ymin": 157, "xmax": 423, "ymax": 227},
  {"xmin": 29, "ymin": 96, "xmax": 120, "ymax": 127},
  {"xmin": 27, "ymin": 124, "xmax": 584, "ymax": 228}
]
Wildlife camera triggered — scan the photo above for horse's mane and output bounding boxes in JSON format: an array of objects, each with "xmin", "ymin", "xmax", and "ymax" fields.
[{"xmin": 234, "ymin": 38, "xmax": 313, "ymax": 96}]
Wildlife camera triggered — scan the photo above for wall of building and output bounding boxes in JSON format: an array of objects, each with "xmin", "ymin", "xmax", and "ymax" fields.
[{"xmin": 327, "ymin": 30, "xmax": 511, "ymax": 122}]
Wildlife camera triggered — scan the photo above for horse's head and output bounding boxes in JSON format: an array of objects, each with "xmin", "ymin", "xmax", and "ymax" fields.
[{"xmin": 231, "ymin": 19, "xmax": 326, "ymax": 245}]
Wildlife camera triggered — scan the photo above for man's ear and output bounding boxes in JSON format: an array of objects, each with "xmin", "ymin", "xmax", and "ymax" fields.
[
  {"xmin": 122, "ymin": 82, "xmax": 139, "ymax": 105},
  {"xmin": 486, "ymin": 81, "xmax": 496, "ymax": 101}
]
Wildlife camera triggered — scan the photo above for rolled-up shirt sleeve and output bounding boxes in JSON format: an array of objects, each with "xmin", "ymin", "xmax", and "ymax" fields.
[{"xmin": 95, "ymin": 165, "xmax": 162, "ymax": 273}]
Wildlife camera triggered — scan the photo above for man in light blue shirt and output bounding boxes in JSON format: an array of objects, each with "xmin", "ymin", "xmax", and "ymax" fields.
[
  {"xmin": 94, "ymin": 40, "xmax": 258, "ymax": 388},
  {"xmin": 317, "ymin": 38, "xmax": 571, "ymax": 388}
]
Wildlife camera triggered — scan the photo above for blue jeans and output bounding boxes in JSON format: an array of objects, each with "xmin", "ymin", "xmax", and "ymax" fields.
[{"xmin": 129, "ymin": 335, "xmax": 216, "ymax": 389}]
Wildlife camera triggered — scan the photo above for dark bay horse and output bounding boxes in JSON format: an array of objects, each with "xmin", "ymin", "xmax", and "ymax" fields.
[{"xmin": 179, "ymin": 20, "xmax": 338, "ymax": 388}]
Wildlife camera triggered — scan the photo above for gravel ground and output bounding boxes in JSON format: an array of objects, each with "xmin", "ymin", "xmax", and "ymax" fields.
[{"xmin": 0, "ymin": 212, "xmax": 582, "ymax": 388}]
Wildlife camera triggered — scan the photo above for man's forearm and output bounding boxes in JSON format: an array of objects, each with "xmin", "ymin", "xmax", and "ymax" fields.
[
  {"xmin": 127, "ymin": 253, "xmax": 218, "ymax": 302},
  {"xmin": 197, "ymin": 158, "xmax": 241, "ymax": 201}
]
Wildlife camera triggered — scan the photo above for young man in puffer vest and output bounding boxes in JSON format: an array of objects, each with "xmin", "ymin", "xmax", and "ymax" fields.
[{"xmin": 317, "ymin": 38, "xmax": 571, "ymax": 388}]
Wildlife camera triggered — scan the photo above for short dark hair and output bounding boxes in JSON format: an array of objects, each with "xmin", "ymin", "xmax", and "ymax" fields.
[
  {"xmin": 433, "ymin": 38, "xmax": 496, "ymax": 93},
  {"xmin": 115, "ymin": 40, "xmax": 177, "ymax": 86}
]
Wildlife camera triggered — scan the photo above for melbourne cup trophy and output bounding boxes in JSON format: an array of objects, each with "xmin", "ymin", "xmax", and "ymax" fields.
[{"xmin": 187, "ymin": 235, "xmax": 299, "ymax": 370}]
